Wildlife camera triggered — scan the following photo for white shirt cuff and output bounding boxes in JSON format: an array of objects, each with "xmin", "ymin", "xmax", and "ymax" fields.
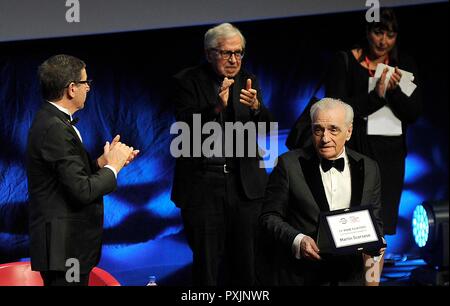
[
  {"xmin": 104, "ymin": 165, "xmax": 118, "ymax": 179},
  {"xmin": 292, "ymin": 233, "xmax": 306, "ymax": 259}
]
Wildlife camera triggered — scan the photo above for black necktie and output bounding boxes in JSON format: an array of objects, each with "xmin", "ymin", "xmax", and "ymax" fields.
[{"xmin": 321, "ymin": 157, "xmax": 345, "ymax": 172}]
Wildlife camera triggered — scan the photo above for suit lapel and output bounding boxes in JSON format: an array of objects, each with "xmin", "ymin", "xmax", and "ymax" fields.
[
  {"xmin": 348, "ymin": 150, "xmax": 365, "ymax": 208},
  {"xmin": 62, "ymin": 120, "xmax": 93, "ymax": 174},
  {"xmin": 43, "ymin": 103, "xmax": 91, "ymax": 171},
  {"xmin": 298, "ymin": 147, "xmax": 330, "ymax": 212},
  {"xmin": 198, "ymin": 64, "xmax": 221, "ymax": 108},
  {"xmin": 232, "ymin": 73, "xmax": 248, "ymax": 122},
  {"xmin": 44, "ymin": 103, "xmax": 84, "ymax": 148},
  {"xmin": 298, "ymin": 146, "xmax": 365, "ymax": 212},
  {"xmin": 62, "ymin": 119, "xmax": 84, "ymax": 147}
]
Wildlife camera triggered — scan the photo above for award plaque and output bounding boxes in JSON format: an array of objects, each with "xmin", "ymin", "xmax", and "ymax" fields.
[{"xmin": 317, "ymin": 206, "xmax": 385, "ymax": 255}]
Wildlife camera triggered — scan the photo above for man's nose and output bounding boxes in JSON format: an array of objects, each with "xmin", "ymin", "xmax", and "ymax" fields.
[
  {"xmin": 228, "ymin": 54, "xmax": 237, "ymax": 63},
  {"xmin": 322, "ymin": 130, "xmax": 331, "ymax": 142}
]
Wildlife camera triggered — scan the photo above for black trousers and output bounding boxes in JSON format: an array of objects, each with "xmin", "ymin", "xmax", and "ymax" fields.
[
  {"xmin": 367, "ymin": 135, "xmax": 406, "ymax": 235},
  {"xmin": 40, "ymin": 271, "xmax": 90, "ymax": 286},
  {"xmin": 181, "ymin": 168, "xmax": 262, "ymax": 286}
]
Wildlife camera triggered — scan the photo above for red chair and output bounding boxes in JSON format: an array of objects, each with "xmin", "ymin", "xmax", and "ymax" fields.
[{"xmin": 0, "ymin": 262, "xmax": 120, "ymax": 286}]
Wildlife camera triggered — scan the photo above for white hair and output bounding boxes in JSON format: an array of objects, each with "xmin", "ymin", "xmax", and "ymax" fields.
[
  {"xmin": 204, "ymin": 23, "xmax": 246, "ymax": 50},
  {"xmin": 310, "ymin": 98, "xmax": 354, "ymax": 126}
]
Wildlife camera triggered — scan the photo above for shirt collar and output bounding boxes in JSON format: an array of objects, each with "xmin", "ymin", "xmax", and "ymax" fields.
[
  {"xmin": 337, "ymin": 147, "xmax": 348, "ymax": 161},
  {"xmin": 319, "ymin": 147, "xmax": 349, "ymax": 171},
  {"xmin": 336, "ymin": 146, "xmax": 348, "ymax": 164},
  {"xmin": 318, "ymin": 147, "xmax": 348, "ymax": 162},
  {"xmin": 47, "ymin": 101, "xmax": 73, "ymax": 120},
  {"xmin": 335, "ymin": 147, "xmax": 349, "ymax": 167}
]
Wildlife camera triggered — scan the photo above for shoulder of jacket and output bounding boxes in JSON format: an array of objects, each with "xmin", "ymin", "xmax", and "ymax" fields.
[
  {"xmin": 347, "ymin": 148, "xmax": 377, "ymax": 166},
  {"xmin": 278, "ymin": 149, "xmax": 304, "ymax": 163},
  {"xmin": 174, "ymin": 64, "xmax": 205, "ymax": 80}
]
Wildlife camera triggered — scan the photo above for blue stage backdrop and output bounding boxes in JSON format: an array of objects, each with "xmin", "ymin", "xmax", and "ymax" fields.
[{"xmin": 0, "ymin": 3, "xmax": 448, "ymax": 285}]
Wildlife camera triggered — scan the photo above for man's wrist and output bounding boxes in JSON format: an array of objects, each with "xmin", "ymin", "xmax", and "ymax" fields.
[
  {"xmin": 104, "ymin": 165, "xmax": 118, "ymax": 178},
  {"xmin": 97, "ymin": 156, "xmax": 107, "ymax": 168},
  {"xmin": 292, "ymin": 233, "xmax": 306, "ymax": 259},
  {"xmin": 251, "ymin": 99, "xmax": 260, "ymax": 111}
]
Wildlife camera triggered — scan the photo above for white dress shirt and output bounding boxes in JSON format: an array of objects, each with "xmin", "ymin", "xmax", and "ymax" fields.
[
  {"xmin": 319, "ymin": 148, "xmax": 351, "ymax": 211},
  {"xmin": 48, "ymin": 101, "xmax": 117, "ymax": 178}
]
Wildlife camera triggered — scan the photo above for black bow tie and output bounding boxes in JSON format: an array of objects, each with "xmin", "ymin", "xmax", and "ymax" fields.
[
  {"xmin": 61, "ymin": 111, "xmax": 78, "ymax": 126},
  {"xmin": 69, "ymin": 117, "xmax": 79, "ymax": 126},
  {"xmin": 321, "ymin": 157, "xmax": 345, "ymax": 172}
]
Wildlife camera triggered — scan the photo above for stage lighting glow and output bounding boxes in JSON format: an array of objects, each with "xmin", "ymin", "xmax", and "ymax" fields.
[
  {"xmin": 404, "ymin": 154, "xmax": 430, "ymax": 184},
  {"xmin": 410, "ymin": 201, "xmax": 449, "ymax": 286},
  {"xmin": 399, "ymin": 190, "xmax": 424, "ymax": 218},
  {"xmin": 412, "ymin": 204, "xmax": 430, "ymax": 248}
]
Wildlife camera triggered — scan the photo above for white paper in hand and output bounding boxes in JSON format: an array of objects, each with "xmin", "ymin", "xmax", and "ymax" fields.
[
  {"xmin": 374, "ymin": 63, "xmax": 416, "ymax": 97},
  {"xmin": 368, "ymin": 65, "xmax": 403, "ymax": 136},
  {"xmin": 399, "ymin": 78, "xmax": 417, "ymax": 97}
]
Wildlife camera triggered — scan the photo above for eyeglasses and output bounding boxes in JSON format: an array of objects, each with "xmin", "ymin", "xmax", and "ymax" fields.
[
  {"xmin": 75, "ymin": 79, "xmax": 92, "ymax": 86},
  {"xmin": 211, "ymin": 48, "xmax": 245, "ymax": 60},
  {"xmin": 66, "ymin": 79, "xmax": 93, "ymax": 87}
]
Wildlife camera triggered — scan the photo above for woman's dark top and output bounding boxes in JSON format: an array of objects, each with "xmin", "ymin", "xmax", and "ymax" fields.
[{"xmin": 325, "ymin": 49, "xmax": 422, "ymax": 234}]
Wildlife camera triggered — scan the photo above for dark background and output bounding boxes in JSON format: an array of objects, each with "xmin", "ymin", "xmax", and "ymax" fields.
[{"xmin": 0, "ymin": 2, "xmax": 448, "ymax": 285}]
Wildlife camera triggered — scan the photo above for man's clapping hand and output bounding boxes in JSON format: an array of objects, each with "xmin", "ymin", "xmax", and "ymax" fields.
[{"xmin": 97, "ymin": 135, "xmax": 140, "ymax": 173}]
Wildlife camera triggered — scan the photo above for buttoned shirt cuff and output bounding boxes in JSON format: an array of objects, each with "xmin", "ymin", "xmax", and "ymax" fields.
[
  {"xmin": 104, "ymin": 165, "xmax": 118, "ymax": 179},
  {"xmin": 292, "ymin": 233, "xmax": 306, "ymax": 259}
]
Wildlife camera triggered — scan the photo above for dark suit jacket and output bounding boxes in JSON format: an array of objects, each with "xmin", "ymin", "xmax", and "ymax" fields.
[
  {"xmin": 26, "ymin": 102, "xmax": 116, "ymax": 274},
  {"xmin": 258, "ymin": 146, "xmax": 383, "ymax": 285},
  {"xmin": 170, "ymin": 63, "xmax": 273, "ymax": 208}
]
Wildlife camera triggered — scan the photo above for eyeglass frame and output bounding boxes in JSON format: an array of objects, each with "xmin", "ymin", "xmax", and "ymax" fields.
[
  {"xmin": 66, "ymin": 79, "xmax": 93, "ymax": 88},
  {"xmin": 209, "ymin": 48, "xmax": 245, "ymax": 60}
]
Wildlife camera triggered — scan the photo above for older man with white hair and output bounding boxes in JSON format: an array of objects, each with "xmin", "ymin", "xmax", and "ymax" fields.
[
  {"xmin": 170, "ymin": 23, "xmax": 273, "ymax": 286},
  {"xmin": 259, "ymin": 98, "xmax": 385, "ymax": 286}
]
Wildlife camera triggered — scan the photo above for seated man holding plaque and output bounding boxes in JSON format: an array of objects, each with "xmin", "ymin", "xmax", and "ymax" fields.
[{"xmin": 259, "ymin": 98, "xmax": 385, "ymax": 286}]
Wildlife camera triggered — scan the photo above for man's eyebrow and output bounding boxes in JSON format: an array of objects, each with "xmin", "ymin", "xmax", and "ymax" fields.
[{"xmin": 312, "ymin": 123, "xmax": 340, "ymax": 127}]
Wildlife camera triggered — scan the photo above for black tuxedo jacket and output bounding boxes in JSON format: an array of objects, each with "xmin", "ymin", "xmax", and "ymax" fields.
[
  {"xmin": 170, "ymin": 63, "xmax": 273, "ymax": 208},
  {"xmin": 26, "ymin": 102, "xmax": 116, "ymax": 274},
  {"xmin": 258, "ymin": 146, "xmax": 383, "ymax": 285}
]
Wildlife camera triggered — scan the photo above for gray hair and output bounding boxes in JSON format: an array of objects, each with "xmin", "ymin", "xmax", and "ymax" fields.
[
  {"xmin": 310, "ymin": 98, "xmax": 354, "ymax": 126},
  {"xmin": 204, "ymin": 23, "xmax": 246, "ymax": 50}
]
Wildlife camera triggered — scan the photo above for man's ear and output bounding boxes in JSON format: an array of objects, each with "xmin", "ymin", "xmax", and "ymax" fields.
[
  {"xmin": 346, "ymin": 123, "xmax": 353, "ymax": 141},
  {"xmin": 205, "ymin": 49, "xmax": 212, "ymax": 63},
  {"xmin": 66, "ymin": 83, "xmax": 76, "ymax": 99}
]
